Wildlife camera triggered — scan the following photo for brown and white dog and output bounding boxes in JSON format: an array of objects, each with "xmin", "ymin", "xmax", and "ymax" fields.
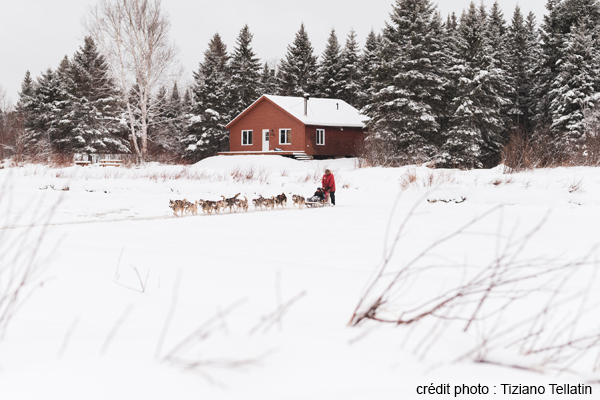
[
  {"xmin": 198, "ymin": 199, "xmax": 217, "ymax": 215},
  {"xmin": 236, "ymin": 196, "xmax": 249, "ymax": 212},
  {"xmin": 214, "ymin": 199, "xmax": 226, "ymax": 214},
  {"xmin": 252, "ymin": 195, "xmax": 265, "ymax": 211},
  {"xmin": 222, "ymin": 193, "xmax": 241, "ymax": 213},
  {"xmin": 292, "ymin": 194, "xmax": 305, "ymax": 210},
  {"xmin": 185, "ymin": 200, "xmax": 199, "ymax": 216},
  {"xmin": 263, "ymin": 196, "xmax": 276, "ymax": 210},
  {"xmin": 169, "ymin": 199, "xmax": 186, "ymax": 217}
]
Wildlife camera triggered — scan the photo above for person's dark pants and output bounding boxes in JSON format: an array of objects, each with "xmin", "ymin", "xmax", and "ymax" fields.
[{"xmin": 330, "ymin": 191, "xmax": 335, "ymax": 205}]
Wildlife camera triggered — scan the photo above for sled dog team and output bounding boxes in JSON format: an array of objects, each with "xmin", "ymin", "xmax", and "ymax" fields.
[{"xmin": 169, "ymin": 192, "xmax": 307, "ymax": 217}]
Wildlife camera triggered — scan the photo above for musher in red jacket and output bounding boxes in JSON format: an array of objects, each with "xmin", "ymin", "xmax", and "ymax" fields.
[{"xmin": 322, "ymin": 169, "xmax": 336, "ymax": 206}]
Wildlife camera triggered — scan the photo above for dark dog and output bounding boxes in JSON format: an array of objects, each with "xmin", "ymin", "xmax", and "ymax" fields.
[
  {"xmin": 275, "ymin": 193, "xmax": 287, "ymax": 208},
  {"xmin": 222, "ymin": 193, "xmax": 241, "ymax": 213}
]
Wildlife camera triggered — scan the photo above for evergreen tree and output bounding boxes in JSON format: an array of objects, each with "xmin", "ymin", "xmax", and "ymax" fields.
[
  {"xmin": 148, "ymin": 83, "xmax": 183, "ymax": 158},
  {"xmin": 337, "ymin": 29, "xmax": 362, "ymax": 107},
  {"xmin": 21, "ymin": 67, "xmax": 67, "ymax": 155},
  {"xmin": 50, "ymin": 56, "xmax": 75, "ymax": 153},
  {"xmin": 548, "ymin": 22, "xmax": 600, "ymax": 152},
  {"xmin": 317, "ymin": 29, "xmax": 342, "ymax": 98},
  {"xmin": 229, "ymin": 25, "xmax": 262, "ymax": 116},
  {"xmin": 438, "ymin": 12, "xmax": 460, "ymax": 135},
  {"xmin": 278, "ymin": 23, "xmax": 318, "ymax": 96},
  {"xmin": 260, "ymin": 62, "xmax": 278, "ymax": 95},
  {"xmin": 64, "ymin": 37, "xmax": 127, "ymax": 154},
  {"xmin": 486, "ymin": 1, "xmax": 513, "ymax": 143},
  {"xmin": 487, "ymin": 1, "xmax": 508, "ymax": 60},
  {"xmin": 535, "ymin": 0, "xmax": 600, "ymax": 129},
  {"xmin": 365, "ymin": 0, "xmax": 447, "ymax": 163},
  {"xmin": 184, "ymin": 33, "xmax": 231, "ymax": 161},
  {"xmin": 439, "ymin": 2, "xmax": 510, "ymax": 168},
  {"xmin": 16, "ymin": 71, "xmax": 35, "ymax": 114},
  {"xmin": 357, "ymin": 30, "xmax": 380, "ymax": 110},
  {"xmin": 506, "ymin": 7, "xmax": 539, "ymax": 132},
  {"xmin": 535, "ymin": 0, "xmax": 570, "ymax": 128},
  {"xmin": 168, "ymin": 81, "xmax": 182, "ymax": 120}
]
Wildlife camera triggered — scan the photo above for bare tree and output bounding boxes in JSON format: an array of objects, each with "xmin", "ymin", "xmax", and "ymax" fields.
[
  {"xmin": 84, "ymin": 0, "xmax": 178, "ymax": 162},
  {"xmin": 0, "ymin": 85, "xmax": 19, "ymax": 161},
  {"xmin": 0, "ymin": 85, "xmax": 10, "ymax": 113}
]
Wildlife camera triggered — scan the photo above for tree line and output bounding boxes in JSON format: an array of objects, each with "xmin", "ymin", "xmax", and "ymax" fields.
[{"xmin": 1, "ymin": 0, "xmax": 600, "ymax": 168}]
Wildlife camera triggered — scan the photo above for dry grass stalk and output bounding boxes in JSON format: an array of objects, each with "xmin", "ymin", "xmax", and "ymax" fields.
[
  {"xmin": 349, "ymin": 194, "xmax": 600, "ymax": 374},
  {"xmin": 0, "ymin": 174, "xmax": 61, "ymax": 340}
]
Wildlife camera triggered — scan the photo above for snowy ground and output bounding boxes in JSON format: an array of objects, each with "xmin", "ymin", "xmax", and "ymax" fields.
[{"xmin": 0, "ymin": 155, "xmax": 599, "ymax": 399}]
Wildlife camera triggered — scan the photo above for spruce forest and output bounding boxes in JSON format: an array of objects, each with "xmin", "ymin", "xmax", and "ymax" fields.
[{"xmin": 1, "ymin": 0, "xmax": 600, "ymax": 169}]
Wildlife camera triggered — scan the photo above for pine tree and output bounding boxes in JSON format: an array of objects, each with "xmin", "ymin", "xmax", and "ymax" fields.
[
  {"xmin": 365, "ymin": 0, "xmax": 447, "ymax": 163},
  {"xmin": 229, "ymin": 25, "xmax": 262, "ymax": 116},
  {"xmin": 535, "ymin": 0, "xmax": 600, "ymax": 129},
  {"xmin": 317, "ymin": 29, "xmax": 342, "ymax": 98},
  {"xmin": 486, "ymin": 1, "xmax": 513, "ymax": 142},
  {"xmin": 487, "ymin": 1, "xmax": 508, "ymax": 60},
  {"xmin": 337, "ymin": 29, "xmax": 362, "ymax": 107},
  {"xmin": 278, "ymin": 23, "xmax": 319, "ymax": 96},
  {"xmin": 260, "ymin": 62, "xmax": 278, "ymax": 95},
  {"xmin": 64, "ymin": 37, "xmax": 127, "ymax": 154},
  {"xmin": 548, "ymin": 22, "xmax": 600, "ymax": 153},
  {"xmin": 50, "ymin": 56, "xmax": 75, "ymax": 153},
  {"xmin": 148, "ymin": 82, "xmax": 184, "ymax": 158},
  {"xmin": 16, "ymin": 71, "xmax": 35, "ymax": 114},
  {"xmin": 357, "ymin": 29, "xmax": 380, "ymax": 109},
  {"xmin": 185, "ymin": 33, "xmax": 232, "ymax": 161},
  {"xmin": 535, "ymin": 0, "xmax": 569, "ymax": 129},
  {"xmin": 506, "ymin": 7, "xmax": 539, "ymax": 132},
  {"xmin": 21, "ymin": 67, "xmax": 67, "ymax": 156},
  {"xmin": 438, "ymin": 12, "xmax": 460, "ymax": 135},
  {"xmin": 439, "ymin": 2, "xmax": 510, "ymax": 168}
]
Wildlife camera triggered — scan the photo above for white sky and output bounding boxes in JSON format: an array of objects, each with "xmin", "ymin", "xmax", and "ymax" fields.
[{"xmin": 0, "ymin": 0, "xmax": 547, "ymax": 104}]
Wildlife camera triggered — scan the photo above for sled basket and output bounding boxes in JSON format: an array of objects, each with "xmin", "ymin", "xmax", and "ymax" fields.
[{"xmin": 305, "ymin": 191, "xmax": 331, "ymax": 208}]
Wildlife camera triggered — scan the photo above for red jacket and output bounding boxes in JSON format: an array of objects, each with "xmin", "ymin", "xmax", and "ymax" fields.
[{"xmin": 322, "ymin": 173, "xmax": 336, "ymax": 192}]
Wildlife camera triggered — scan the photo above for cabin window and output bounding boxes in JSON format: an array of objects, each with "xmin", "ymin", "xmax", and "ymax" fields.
[
  {"xmin": 279, "ymin": 129, "xmax": 292, "ymax": 145},
  {"xmin": 242, "ymin": 130, "xmax": 253, "ymax": 145},
  {"xmin": 316, "ymin": 129, "xmax": 325, "ymax": 145}
]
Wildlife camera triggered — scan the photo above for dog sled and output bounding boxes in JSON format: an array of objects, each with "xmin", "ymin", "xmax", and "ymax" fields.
[{"xmin": 305, "ymin": 187, "xmax": 331, "ymax": 208}]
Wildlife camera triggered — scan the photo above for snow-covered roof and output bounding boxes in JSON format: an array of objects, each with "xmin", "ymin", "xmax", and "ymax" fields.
[
  {"xmin": 227, "ymin": 95, "xmax": 367, "ymax": 128},
  {"xmin": 265, "ymin": 95, "xmax": 366, "ymax": 128}
]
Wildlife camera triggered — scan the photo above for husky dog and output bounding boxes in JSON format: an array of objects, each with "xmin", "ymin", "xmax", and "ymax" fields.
[
  {"xmin": 292, "ymin": 194, "xmax": 306, "ymax": 209},
  {"xmin": 211, "ymin": 201, "xmax": 223, "ymax": 214},
  {"xmin": 236, "ymin": 196, "xmax": 249, "ymax": 212},
  {"xmin": 275, "ymin": 192, "xmax": 287, "ymax": 208},
  {"xmin": 252, "ymin": 195, "xmax": 265, "ymax": 211},
  {"xmin": 185, "ymin": 200, "xmax": 199, "ymax": 216},
  {"xmin": 198, "ymin": 199, "xmax": 215, "ymax": 214},
  {"xmin": 263, "ymin": 196, "xmax": 276, "ymax": 210},
  {"xmin": 169, "ymin": 199, "xmax": 186, "ymax": 217},
  {"xmin": 222, "ymin": 193, "xmax": 241, "ymax": 213},
  {"xmin": 214, "ymin": 199, "xmax": 226, "ymax": 214}
]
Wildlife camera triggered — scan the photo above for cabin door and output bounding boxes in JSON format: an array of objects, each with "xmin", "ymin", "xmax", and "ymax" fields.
[{"xmin": 262, "ymin": 129, "xmax": 270, "ymax": 151}]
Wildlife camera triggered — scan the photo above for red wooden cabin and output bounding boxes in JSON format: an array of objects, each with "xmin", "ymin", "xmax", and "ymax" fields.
[{"xmin": 223, "ymin": 95, "xmax": 366, "ymax": 159}]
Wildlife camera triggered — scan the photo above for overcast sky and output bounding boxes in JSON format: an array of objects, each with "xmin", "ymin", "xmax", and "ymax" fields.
[{"xmin": 0, "ymin": 0, "xmax": 547, "ymax": 104}]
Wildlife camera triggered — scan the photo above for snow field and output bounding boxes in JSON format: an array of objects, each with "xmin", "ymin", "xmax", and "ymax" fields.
[{"xmin": 0, "ymin": 155, "xmax": 599, "ymax": 399}]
